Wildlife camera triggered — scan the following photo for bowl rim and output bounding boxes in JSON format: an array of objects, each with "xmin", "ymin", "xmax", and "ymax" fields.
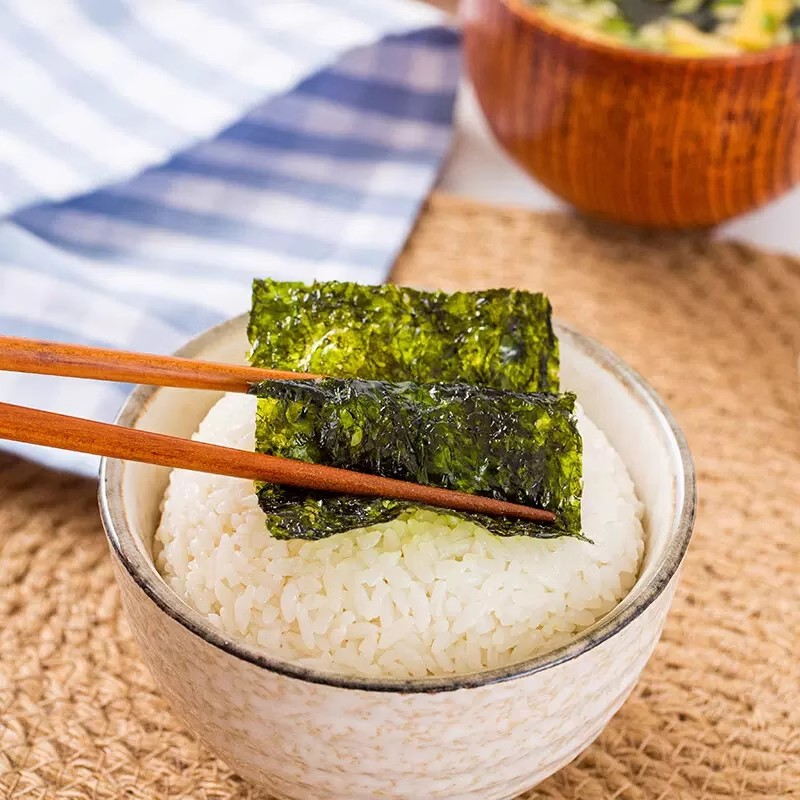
[
  {"xmin": 499, "ymin": 0, "xmax": 799, "ymax": 67},
  {"xmin": 99, "ymin": 313, "xmax": 696, "ymax": 694}
]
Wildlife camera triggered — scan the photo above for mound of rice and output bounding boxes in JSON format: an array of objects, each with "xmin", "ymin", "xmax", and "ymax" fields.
[{"xmin": 155, "ymin": 393, "xmax": 644, "ymax": 679}]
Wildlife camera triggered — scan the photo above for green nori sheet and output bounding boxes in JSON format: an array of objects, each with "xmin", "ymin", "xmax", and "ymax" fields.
[
  {"xmin": 248, "ymin": 279, "xmax": 559, "ymax": 393},
  {"xmin": 251, "ymin": 378, "xmax": 583, "ymax": 541}
]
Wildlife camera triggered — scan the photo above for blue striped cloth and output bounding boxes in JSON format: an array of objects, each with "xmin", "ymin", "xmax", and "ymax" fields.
[{"xmin": 0, "ymin": 0, "xmax": 460, "ymax": 475}]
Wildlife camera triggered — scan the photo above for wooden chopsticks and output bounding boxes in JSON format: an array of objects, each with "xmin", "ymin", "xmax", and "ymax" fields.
[
  {"xmin": 0, "ymin": 336, "xmax": 556, "ymax": 525},
  {"xmin": 0, "ymin": 402, "xmax": 554, "ymax": 524},
  {"xmin": 0, "ymin": 334, "xmax": 319, "ymax": 392}
]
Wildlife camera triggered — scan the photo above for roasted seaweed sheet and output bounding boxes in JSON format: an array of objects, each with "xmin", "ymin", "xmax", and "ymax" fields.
[
  {"xmin": 251, "ymin": 378, "xmax": 583, "ymax": 540},
  {"xmin": 248, "ymin": 279, "xmax": 559, "ymax": 393}
]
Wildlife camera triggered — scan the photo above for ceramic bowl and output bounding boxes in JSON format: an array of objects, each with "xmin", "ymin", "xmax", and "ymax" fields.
[
  {"xmin": 99, "ymin": 315, "xmax": 695, "ymax": 800},
  {"xmin": 463, "ymin": 0, "xmax": 800, "ymax": 228}
]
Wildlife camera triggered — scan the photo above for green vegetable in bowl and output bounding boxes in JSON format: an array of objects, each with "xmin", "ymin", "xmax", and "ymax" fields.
[
  {"xmin": 529, "ymin": 0, "xmax": 800, "ymax": 53},
  {"xmin": 251, "ymin": 378, "xmax": 583, "ymax": 541}
]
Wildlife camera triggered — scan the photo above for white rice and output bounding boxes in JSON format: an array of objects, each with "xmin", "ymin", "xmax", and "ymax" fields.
[{"xmin": 155, "ymin": 393, "xmax": 644, "ymax": 679}]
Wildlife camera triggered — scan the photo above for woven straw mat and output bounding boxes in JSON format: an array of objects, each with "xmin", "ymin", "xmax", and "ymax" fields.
[{"xmin": 1, "ymin": 194, "xmax": 798, "ymax": 800}]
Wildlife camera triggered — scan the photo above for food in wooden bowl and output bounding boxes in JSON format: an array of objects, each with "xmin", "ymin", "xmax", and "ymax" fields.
[
  {"xmin": 463, "ymin": 0, "xmax": 800, "ymax": 227},
  {"xmin": 529, "ymin": 0, "xmax": 800, "ymax": 54},
  {"xmin": 100, "ymin": 279, "xmax": 695, "ymax": 799}
]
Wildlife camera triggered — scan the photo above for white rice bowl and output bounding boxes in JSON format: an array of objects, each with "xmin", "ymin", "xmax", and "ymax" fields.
[{"xmin": 155, "ymin": 393, "xmax": 644, "ymax": 679}]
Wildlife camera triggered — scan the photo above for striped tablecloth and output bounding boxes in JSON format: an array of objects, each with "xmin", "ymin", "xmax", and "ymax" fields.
[{"xmin": 0, "ymin": 0, "xmax": 460, "ymax": 474}]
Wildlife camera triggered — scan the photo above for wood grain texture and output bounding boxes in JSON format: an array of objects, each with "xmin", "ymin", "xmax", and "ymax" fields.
[
  {"xmin": 0, "ymin": 400, "xmax": 555, "ymax": 524},
  {"xmin": 463, "ymin": 0, "xmax": 800, "ymax": 228},
  {"xmin": 0, "ymin": 335, "xmax": 316, "ymax": 392}
]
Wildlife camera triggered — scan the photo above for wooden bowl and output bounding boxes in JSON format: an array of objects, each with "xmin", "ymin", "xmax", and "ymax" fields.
[{"xmin": 463, "ymin": 0, "xmax": 800, "ymax": 228}]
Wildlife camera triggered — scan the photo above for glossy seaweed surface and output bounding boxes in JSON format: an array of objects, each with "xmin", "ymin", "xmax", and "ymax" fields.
[
  {"xmin": 250, "ymin": 378, "xmax": 583, "ymax": 541},
  {"xmin": 248, "ymin": 279, "xmax": 559, "ymax": 393}
]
